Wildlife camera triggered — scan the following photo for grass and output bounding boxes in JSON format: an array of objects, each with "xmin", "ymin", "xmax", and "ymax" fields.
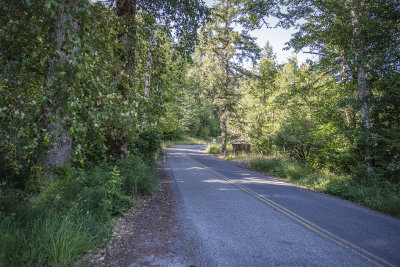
[
  {"xmin": 206, "ymin": 143, "xmax": 220, "ymax": 154},
  {"xmin": 229, "ymin": 154, "xmax": 400, "ymax": 217},
  {"xmin": 0, "ymin": 155, "xmax": 157, "ymax": 266},
  {"xmin": 206, "ymin": 143, "xmax": 232, "ymax": 155},
  {"xmin": 162, "ymin": 136, "xmax": 210, "ymax": 148},
  {"xmin": 0, "ymin": 209, "xmax": 99, "ymax": 267}
]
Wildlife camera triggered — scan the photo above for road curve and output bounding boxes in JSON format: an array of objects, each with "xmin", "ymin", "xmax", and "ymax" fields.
[{"xmin": 165, "ymin": 145, "xmax": 400, "ymax": 267}]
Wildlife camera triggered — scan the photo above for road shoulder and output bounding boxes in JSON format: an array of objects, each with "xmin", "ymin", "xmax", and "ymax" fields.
[{"xmin": 86, "ymin": 160, "xmax": 194, "ymax": 267}]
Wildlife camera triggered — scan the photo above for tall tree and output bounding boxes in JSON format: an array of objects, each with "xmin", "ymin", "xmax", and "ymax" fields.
[
  {"xmin": 110, "ymin": 0, "xmax": 208, "ymax": 157},
  {"xmin": 233, "ymin": 43, "xmax": 279, "ymax": 153},
  {"xmin": 278, "ymin": 0, "xmax": 400, "ymax": 176},
  {"xmin": 196, "ymin": 0, "xmax": 260, "ymax": 153},
  {"xmin": 43, "ymin": 0, "xmax": 85, "ymax": 168}
]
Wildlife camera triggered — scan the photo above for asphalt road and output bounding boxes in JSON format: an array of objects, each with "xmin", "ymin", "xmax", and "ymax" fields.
[{"xmin": 165, "ymin": 145, "xmax": 400, "ymax": 267}]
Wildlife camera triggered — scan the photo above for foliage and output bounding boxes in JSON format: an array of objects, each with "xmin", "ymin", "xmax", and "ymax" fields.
[
  {"xmin": 132, "ymin": 127, "xmax": 161, "ymax": 157},
  {"xmin": 206, "ymin": 143, "xmax": 221, "ymax": 154},
  {"xmin": 249, "ymin": 156, "xmax": 400, "ymax": 217},
  {"xmin": 162, "ymin": 136, "xmax": 210, "ymax": 148},
  {"xmin": 274, "ymin": 114, "xmax": 322, "ymax": 162},
  {"xmin": 0, "ymin": 0, "xmax": 208, "ymax": 265},
  {"xmin": 117, "ymin": 155, "xmax": 157, "ymax": 196},
  {"xmin": 206, "ymin": 143, "xmax": 232, "ymax": 155},
  {"xmin": 0, "ymin": 155, "xmax": 156, "ymax": 266},
  {"xmin": 280, "ymin": 0, "xmax": 400, "ymax": 179},
  {"xmin": 193, "ymin": 0, "xmax": 260, "ymax": 153}
]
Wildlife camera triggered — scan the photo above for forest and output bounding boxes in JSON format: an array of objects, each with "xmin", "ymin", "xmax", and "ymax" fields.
[{"xmin": 1, "ymin": 0, "xmax": 399, "ymax": 265}]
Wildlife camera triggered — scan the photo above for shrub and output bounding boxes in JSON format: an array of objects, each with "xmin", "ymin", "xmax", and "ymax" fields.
[
  {"xmin": 274, "ymin": 115, "xmax": 322, "ymax": 162},
  {"xmin": 118, "ymin": 155, "xmax": 157, "ymax": 196},
  {"xmin": 206, "ymin": 143, "xmax": 232, "ymax": 155},
  {"xmin": 133, "ymin": 127, "xmax": 161, "ymax": 157},
  {"xmin": 207, "ymin": 143, "xmax": 220, "ymax": 154},
  {"xmin": 0, "ymin": 153, "xmax": 158, "ymax": 266}
]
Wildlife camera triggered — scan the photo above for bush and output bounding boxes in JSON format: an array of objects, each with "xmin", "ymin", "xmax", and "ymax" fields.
[
  {"xmin": 206, "ymin": 143, "xmax": 220, "ymax": 154},
  {"xmin": 133, "ymin": 127, "xmax": 161, "ymax": 157},
  {"xmin": 250, "ymin": 157, "xmax": 312, "ymax": 180},
  {"xmin": 206, "ymin": 143, "xmax": 232, "ymax": 155},
  {"xmin": 0, "ymin": 154, "xmax": 158, "ymax": 266},
  {"xmin": 118, "ymin": 155, "xmax": 157, "ymax": 196},
  {"xmin": 274, "ymin": 115, "xmax": 322, "ymax": 162},
  {"xmin": 0, "ymin": 208, "xmax": 98, "ymax": 266}
]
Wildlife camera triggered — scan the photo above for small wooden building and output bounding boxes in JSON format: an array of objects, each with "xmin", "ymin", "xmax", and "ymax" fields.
[{"xmin": 231, "ymin": 140, "xmax": 251, "ymax": 155}]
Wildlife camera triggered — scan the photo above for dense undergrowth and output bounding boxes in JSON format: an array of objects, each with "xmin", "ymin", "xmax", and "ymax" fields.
[
  {"xmin": 0, "ymin": 155, "xmax": 156, "ymax": 266},
  {"xmin": 218, "ymin": 150, "xmax": 400, "ymax": 217}
]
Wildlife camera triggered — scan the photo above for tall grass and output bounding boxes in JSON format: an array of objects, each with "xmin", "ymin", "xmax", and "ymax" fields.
[
  {"xmin": 0, "ymin": 209, "xmax": 97, "ymax": 266},
  {"xmin": 249, "ymin": 156, "xmax": 400, "ymax": 217},
  {"xmin": 0, "ymin": 155, "xmax": 157, "ymax": 266},
  {"xmin": 206, "ymin": 143, "xmax": 232, "ymax": 155},
  {"xmin": 206, "ymin": 143, "xmax": 220, "ymax": 154}
]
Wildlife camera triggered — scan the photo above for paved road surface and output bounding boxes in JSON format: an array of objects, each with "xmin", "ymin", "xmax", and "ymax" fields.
[{"xmin": 165, "ymin": 145, "xmax": 400, "ymax": 266}]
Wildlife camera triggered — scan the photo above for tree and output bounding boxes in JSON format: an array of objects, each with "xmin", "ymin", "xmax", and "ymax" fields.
[
  {"xmin": 42, "ymin": 0, "xmax": 84, "ymax": 168},
  {"xmin": 110, "ymin": 0, "xmax": 208, "ymax": 157},
  {"xmin": 230, "ymin": 43, "xmax": 279, "ymax": 153},
  {"xmin": 196, "ymin": 0, "xmax": 260, "ymax": 153},
  {"xmin": 278, "ymin": 0, "xmax": 400, "ymax": 177}
]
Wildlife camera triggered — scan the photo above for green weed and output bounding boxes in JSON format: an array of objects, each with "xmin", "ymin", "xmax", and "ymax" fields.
[
  {"xmin": 0, "ymin": 209, "xmax": 99, "ymax": 267},
  {"xmin": 206, "ymin": 143, "xmax": 220, "ymax": 154},
  {"xmin": 206, "ymin": 143, "xmax": 232, "ymax": 155},
  {"xmin": 118, "ymin": 155, "xmax": 157, "ymax": 196},
  {"xmin": 0, "ymin": 155, "xmax": 157, "ymax": 266}
]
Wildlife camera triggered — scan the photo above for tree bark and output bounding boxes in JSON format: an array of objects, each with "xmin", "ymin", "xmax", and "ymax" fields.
[
  {"xmin": 44, "ymin": 0, "xmax": 80, "ymax": 169},
  {"xmin": 340, "ymin": 52, "xmax": 355, "ymax": 127},
  {"xmin": 351, "ymin": 1, "xmax": 374, "ymax": 173},
  {"xmin": 142, "ymin": 34, "xmax": 154, "ymax": 129},
  {"xmin": 220, "ymin": 114, "xmax": 227, "ymax": 154},
  {"xmin": 220, "ymin": 49, "xmax": 230, "ymax": 154}
]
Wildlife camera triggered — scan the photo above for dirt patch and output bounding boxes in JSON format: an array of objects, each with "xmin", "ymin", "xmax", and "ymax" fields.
[{"xmin": 86, "ymin": 161, "xmax": 192, "ymax": 267}]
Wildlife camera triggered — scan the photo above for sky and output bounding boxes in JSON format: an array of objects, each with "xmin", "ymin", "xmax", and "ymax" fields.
[{"xmin": 203, "ymin": 0, "xmax": 312, "ymax": 64}]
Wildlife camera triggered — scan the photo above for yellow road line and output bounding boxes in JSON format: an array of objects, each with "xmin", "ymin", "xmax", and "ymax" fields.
[{"xmin": 187, "ymin": 155, "xmax": 396, "ymax": 267}]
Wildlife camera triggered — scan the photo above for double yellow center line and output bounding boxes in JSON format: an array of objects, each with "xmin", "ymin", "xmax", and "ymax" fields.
[{"xmin": 187, "ymin": 155, "xmax": 395, "ymax": 267}]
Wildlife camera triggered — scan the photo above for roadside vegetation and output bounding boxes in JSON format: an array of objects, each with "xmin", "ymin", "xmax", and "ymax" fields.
[
  {"xmin": 207, "ymin": 143, "xmax": 232, "ymax": 155},
  {"xmin": 223, "ymin": 153, "xmax": 400, "ymax": 217},
  {"xmin": 163, "ymin": 136, "xmax": 211, "ymax": 149},
  {"xmin": 0, "ymin": 1, "xmax": 207, "ymax": 266},
  {"xmin": 195, "ymin": 0, "xmax": 400, "ymax": 218},
  {"xmin": 2, "ymin": 0, "xmax": 399, "ymax": 265},
  {"xmin": 0, "ymin": 155, "xmax": 157, "ymax": 266}
]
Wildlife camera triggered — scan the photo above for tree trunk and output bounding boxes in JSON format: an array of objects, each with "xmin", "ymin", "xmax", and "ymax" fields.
[
  {"xmin": 220, "ymin": 52, "xmax": 230, "ymax": 155},
  {"xmin": 117, "ymin": 0, "xmax": 137, "ymax": 81},
  {"xmin": 351, "ymin": 1, "xmax": 374, "ymax": 173},
  {"xmin": 340, "ymin": 52, "xmax": 355, "ymax": 127},
  {"xmin": 142, "ymin": 35, "xmax": 154, "ymax": 129},
  {"xmin": 44, "ymin": 0, "xmax": 80, "ymax": 169},
  {"xmin": 111, "ymin": 0, "xmax": 137, "ymax": 159},
  {"xmin": 220, "ymin": 114, "xmax": 227, "ymax": 154}
]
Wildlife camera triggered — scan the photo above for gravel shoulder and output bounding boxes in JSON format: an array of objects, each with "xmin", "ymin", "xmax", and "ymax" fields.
[{"xmin": 86, "ymin": 159, "xmax": 194, "ymax": 267}]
